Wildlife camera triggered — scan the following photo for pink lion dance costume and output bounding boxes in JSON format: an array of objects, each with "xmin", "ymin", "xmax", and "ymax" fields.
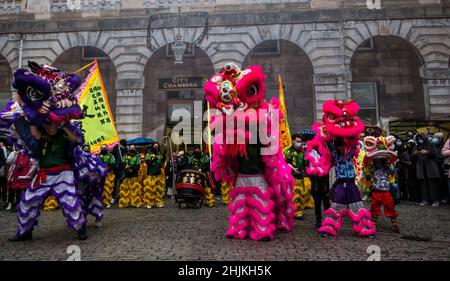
[
  {"xmin": 204, "ymin": 63, "xmax": 295, "ymax": 241},
  {"xmin": 305, "ymin": 100, "xmax": 376, "ymax": 238}
]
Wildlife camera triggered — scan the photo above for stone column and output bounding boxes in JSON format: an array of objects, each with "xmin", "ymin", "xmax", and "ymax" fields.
[
  {"xmin": 426, "ymin": 69, "xmax": 450, "ymax": 120},
  {"xmin": 313, "ymin": 73, "xmax": 348, "ymax": 121},
  {"xmin": 115, "ymin": 78, "xmax": 144, "ymax": 140}
]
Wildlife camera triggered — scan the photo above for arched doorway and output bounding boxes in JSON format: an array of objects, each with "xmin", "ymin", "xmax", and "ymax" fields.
[
  {"xmin": 0, "ymin": 55, "xmax": 12, "ymax": 110},
  {"xmin": 350, "ymin": 36, "xmax": 426, "ymax": 125},
  {"xmin": 243, "ymin": 39, "xmax": 315, "ymax": 132},
  {"xmin": 142, "ymin": 44, "xmax": 214, "ymax": 142},
  {"xmin": 52, "ymin": 46, "xmax": 117, "ymax": 117}
]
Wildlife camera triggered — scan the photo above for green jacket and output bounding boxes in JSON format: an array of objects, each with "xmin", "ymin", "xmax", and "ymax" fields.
[{"xmin": 284, "ymin": 146, "xmax": 307, "ymax": 179}]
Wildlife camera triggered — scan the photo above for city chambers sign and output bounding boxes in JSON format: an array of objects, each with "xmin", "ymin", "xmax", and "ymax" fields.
[{"xmin": 159, "ymin": 77, "xmax": 203, "ymax": 90}]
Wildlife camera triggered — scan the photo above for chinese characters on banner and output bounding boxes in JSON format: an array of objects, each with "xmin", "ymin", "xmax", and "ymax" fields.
[{"xmin": 77, "ymin": 60, "xmax": 119, "ymax": 153}]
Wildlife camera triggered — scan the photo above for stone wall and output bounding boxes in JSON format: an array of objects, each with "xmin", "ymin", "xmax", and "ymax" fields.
[{"xmin": 0, "ymin": 2, "xmax": 449, "ymax": 139}]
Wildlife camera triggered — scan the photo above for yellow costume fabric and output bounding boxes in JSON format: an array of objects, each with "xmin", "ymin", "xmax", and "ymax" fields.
[
  {"xmin": 293, "ymin": 177, "xmax": 315, "ymax": 218},
  {"xmin": 142, "ymin": 174, "xmax": 165, "ymax": 208},
  {"xmin": 43, "ymin": 195, "xmax": 58, "ymax": 211},
  {"xmin": 204, "ymin": 186, "xmax": 214, "ymax": 207},
  {"xmin": 220, "ymin": 182, "xmax": 232, "ymax": 205},
  {"xmin": 119, "ymin": 177, "xmax": 142, "ymax": 208},
  {"xmin": 102, "ymin": 171, "xmax": 115, "ymax": 207}
]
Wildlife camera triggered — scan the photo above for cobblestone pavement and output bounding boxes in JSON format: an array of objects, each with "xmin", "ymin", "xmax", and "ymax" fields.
[{"xmin": 0, "ymin": 199, "xmax": 449, "ymax": 261}]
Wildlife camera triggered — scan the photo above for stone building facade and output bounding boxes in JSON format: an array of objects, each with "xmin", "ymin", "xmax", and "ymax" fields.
[{"xmin": 0, "ymin": 0, "xmax": 449, "ymax": 141}]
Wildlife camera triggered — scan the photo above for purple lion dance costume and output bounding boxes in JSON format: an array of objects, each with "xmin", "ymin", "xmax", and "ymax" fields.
[
  {"xmin": 305, "ymin": 100, "xmax": 376, "ymax": 238},
  {"xmin": 204, "ymin": 63, "xmax": 295, "ymax": 241},
  {"xmin": 0, "ymin": 61, "xmax": 106, "ymax": 241}
]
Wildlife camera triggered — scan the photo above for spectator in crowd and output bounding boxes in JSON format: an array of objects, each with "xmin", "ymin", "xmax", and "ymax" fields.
[
  {"xmin": 405, "ymin": 140, "xmax": 421, "ymax": 203},
  {"xmin": 397, "ymin": 140, "xmax": 413, "ymax": 201},
  {"xmin": 406, "ymin": 130, "xmax": 415, "ymax": 142},
  {"xmin": 176, "ymin": 150, "xmax": 189, "ymax": 172},
  {"xmin": 433, "ymin": 132, "xmax": 448, "ymax": 204},
  {"xmin": 412, "ymin": 133, "xmax": 440, "ymax": 207},
  {"xmin": 165, "ymin": 151, "xmax": 177, "ymax": 199},
  {"xmin": 6, "ymin": 150, "xmax": 38, "ymax": 211}
]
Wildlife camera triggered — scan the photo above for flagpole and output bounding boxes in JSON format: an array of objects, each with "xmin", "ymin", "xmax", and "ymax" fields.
[{"xmin": 207, "ymin": 101, "xmax": 212, "ymax": 158}]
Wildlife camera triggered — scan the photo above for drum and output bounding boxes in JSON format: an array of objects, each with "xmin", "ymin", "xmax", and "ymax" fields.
[{"xmin": 175, "ymin": 169, "xmax": 207, "ymax": 208}]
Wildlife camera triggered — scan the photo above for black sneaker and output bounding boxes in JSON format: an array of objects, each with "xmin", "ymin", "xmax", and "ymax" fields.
[
  {"xmin": 319, "ymin": 232, "xmax": 328, "ymax": 237},
  {"xmin": 8, "ymin": 232, "xmax": 33, "ymax": 242},
  {"xmin": 77, "ymin": 227, "xmax": 88, "ymax": 241},
  {"xmin": 315, "ymin": 221, "xmax": 322, "ymax": 228},
  {"xmin": 261, "ymin": 236, "xmax": 272, "ymax": 242}
]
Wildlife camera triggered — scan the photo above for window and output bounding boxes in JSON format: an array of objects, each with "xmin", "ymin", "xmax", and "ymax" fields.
[
  {"xmin": 251, "ymin": 40, "xmax": 280, "ymax": 56},
  {"xmin": 351, "ymin": 82, "xmax": 378, "ymax": 125}
]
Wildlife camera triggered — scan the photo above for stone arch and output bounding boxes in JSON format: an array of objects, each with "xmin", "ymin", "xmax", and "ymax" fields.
[
  {"xmin": 350, "ymin": 35, "xmax": 426, "ymax": 123},
  {"xmin": 52, "ymin": 46, "xmax": 118, "ymax": 117},
  {"xmin": 142, "ymin": 43, "xmax": 215, "ymax": 141},
  {"xmin": 243, "ymin": 39, "xmax": 316, "ymax": 131},
  {"xmin": 344, "ymin": 20, "xmax": 450, "ymax": 70},
  {"xmin": 0, "ymin": 53, "xmax": 13, "ymax": 110}
]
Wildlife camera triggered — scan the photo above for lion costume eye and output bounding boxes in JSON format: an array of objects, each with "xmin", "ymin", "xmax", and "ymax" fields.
[
  {"xmin": 56, "ymin": 81, "xmax": 65, "ymax": 90},
  {"xmin": 327, "ymin": 113, "xmax": 337, "ymax": 121},
  {"xmin": 25, "ymin": 86, "xmax": 44, "ymax": 102},
  {"xmin": 247, "ymin": 84, "xmax": 258, "ymax": 97}
]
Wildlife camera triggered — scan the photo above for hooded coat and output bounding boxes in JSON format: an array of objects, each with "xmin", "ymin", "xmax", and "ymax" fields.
[{"xmin": 412, "ymin": 133, "xmax": 440, "ymax": 179}]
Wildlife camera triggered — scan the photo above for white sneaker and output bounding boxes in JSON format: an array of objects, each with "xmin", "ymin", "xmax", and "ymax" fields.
[
  {"xmin": 157, "ymin": 205, "xmax": 164, "ymax": 208},
  {"xmin": 146, "ymin": 205, "xmax": 152, "ymax": 209},
  {"xmin": 432, "ymin": 201, "xmax": 440, "ymax": 207},
  {"xmin": 6, "ymin": 203, "xmax": 12, "ymax": 210},
  {"xmin": 95, "ymin": 221, "xmax": 102, "ymax": 228},
  {"xmin": 106, "ymin": 205, "xmax": 111, "ymax": 209},
  {"xmin": 420, "ymin": 201, "xmax": 428, "ymax": 206},
  {"xmin": 110, "ymin": 198, "xmax": 115, "ymax": 204}
]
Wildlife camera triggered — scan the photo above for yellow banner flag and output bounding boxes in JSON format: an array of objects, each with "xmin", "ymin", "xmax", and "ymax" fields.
[
  {"xmin": 278, "ymin": 75, "xmax": 292, "ymax": 151},
  {"xmin": 77, "ymin": 60, "xmax": 119, "ymax": 153}
]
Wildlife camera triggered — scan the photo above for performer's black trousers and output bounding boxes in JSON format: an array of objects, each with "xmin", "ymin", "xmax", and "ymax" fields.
[
  {"xmin": 0, "ymin": 176, "xmax": 6, "ymax": 202},
  {"xmin": 310, "ymin": 175, "xmax": 331, "ymax": 223},
  {"xmin": 8, "ymin": 188, "xmax": 22, "ymax": 207}
]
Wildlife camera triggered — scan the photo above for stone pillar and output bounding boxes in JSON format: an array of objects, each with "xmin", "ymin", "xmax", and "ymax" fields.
[
  {"xmin": 115, "ymin": 78, "xmax": 144, "ymax": 140},
  {"xmin": 426, "ymin": 69, "xmax": 450, "ymax": 120},
  {"xmin": 313, "ymin": 73, "xmax": 348, "ymax": 121}
]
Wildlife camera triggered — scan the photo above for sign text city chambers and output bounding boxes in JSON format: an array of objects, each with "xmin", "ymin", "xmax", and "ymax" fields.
[{"xmin": 159, "ymin": 77, "xmax": 203, "ymax": 90}]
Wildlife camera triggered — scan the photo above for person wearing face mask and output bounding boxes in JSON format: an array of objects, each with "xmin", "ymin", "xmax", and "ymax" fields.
[
  {"xmin": 142, "ymin": 142, "xmax": 166, "ymax": 208},
  {"xmin": 412, "ymin": 134, "xmax": 440, "ymax": 207},
  {"xmin": 406, "ymin": 130, "xmax": 415, "ymax": 142},
  {"xmin": 284, "ymin": 133, "xmax": 314, "ymax": 220},
  {"xmin": 118, "ymin": 145, "xmax": 142, "ymax": 208},
  {"xmin": 404, "ymin": 140, "xmax": 420, "ymax": 203},
  {"xmin": 98, "ymin": 144, "xmax": 116, "ymax": 208}
]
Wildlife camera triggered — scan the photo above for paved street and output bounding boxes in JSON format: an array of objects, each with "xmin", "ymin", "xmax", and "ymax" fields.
[{"xmin": 0, "ymin": 200, "xmax": 449, "ymax": 261}]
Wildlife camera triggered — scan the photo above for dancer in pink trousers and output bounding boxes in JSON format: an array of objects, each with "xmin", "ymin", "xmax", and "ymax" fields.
[{"xmin": 203, "ymin": 63, "xmax": 295, "ymax": 241}]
